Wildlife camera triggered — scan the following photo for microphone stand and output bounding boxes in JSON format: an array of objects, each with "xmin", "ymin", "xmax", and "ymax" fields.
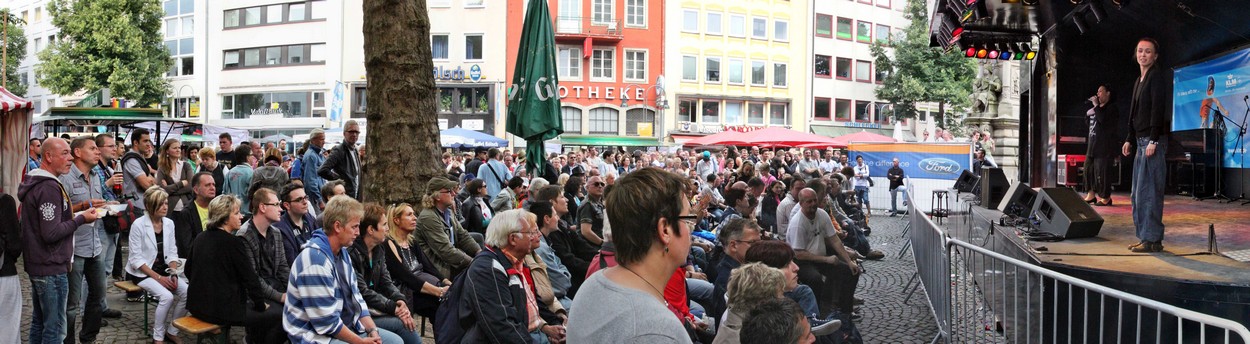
[
  {"xmin": 1234, "ymin": 97, "xmax": 1250, "ymax": 204},
  {"xmin": 1210, "ymin": 97, "xmax": 1249, "ymax": 203}
]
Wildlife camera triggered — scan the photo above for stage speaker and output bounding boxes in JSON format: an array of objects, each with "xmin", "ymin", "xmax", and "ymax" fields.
[
  {"xmin": 954, "ymin": 169, "xmax": 980, "ymax": 193},
  {"xmin": 977, "ymin": 168, "xmax": 1009, "ymax": 207},
  {"xmin": 996, "ymin": 181, "xmax": 1037, "ymax": 219},
  {"xmin": 1031, "ymin": 187, "xmax": 1104, "ymax": 239}
]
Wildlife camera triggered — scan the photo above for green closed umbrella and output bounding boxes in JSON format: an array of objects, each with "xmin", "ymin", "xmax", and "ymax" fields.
[{"xmin": 505, "ymin": 0, "xmax": 562, "ymax": 177}]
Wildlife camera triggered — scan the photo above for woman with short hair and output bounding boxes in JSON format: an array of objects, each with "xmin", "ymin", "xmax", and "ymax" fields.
[
  {"xmin": 127, "ymin": 186, "xmax": 187, "ymax": 344},
  {"xmin": 712, "ymin": 263, "xmax": 786, "ymax": 344}
]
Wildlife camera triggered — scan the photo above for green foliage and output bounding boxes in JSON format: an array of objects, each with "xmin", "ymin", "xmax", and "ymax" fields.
[
  {"xmin": 37, "ymin": 0, "xmax": 170, "ymax": 105},
  {"xmin": 870, "ymin": 0, "xmax": 976, "ymax": 125},
  {"xmin": 1, "ymin": 10, "xmax": 28, "ymax": 96}
]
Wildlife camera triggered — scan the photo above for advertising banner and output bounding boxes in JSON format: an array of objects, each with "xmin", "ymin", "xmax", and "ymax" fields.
[
  {"xmin": 1173, "ymin": 47, "xmax": 1250, "ymax": 167},
  {"xmin": 849, "ymin": 143, "xmax": 972, "ymax": 180}
]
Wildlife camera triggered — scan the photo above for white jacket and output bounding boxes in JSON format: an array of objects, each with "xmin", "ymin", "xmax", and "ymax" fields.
[{"xmin": 125, "ymin": 215, "xmax": 180, "ymax": 278}]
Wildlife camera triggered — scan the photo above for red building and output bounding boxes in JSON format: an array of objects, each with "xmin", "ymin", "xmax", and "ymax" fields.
[{"xmin": 506, "ymin": 0, "xmax": 666, "ymax": 147}]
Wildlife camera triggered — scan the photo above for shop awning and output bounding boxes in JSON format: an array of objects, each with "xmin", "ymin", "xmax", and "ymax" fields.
[
  {"xmin": 553, "ymin": 135, "xmax": 662, "ymax": 147},
  {"xmin": 810, "ymin": 125, "xmax": 892, "ymax": 138}
]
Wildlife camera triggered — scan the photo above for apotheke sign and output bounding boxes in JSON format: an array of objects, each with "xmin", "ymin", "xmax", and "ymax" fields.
[{"xmin": 434, "ymin": 65, "xmax": 484, "ymax": 82}]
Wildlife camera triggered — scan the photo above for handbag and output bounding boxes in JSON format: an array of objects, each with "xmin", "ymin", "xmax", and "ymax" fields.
[{"xmin": 103, "ymin": 200, "xmax": 141, "ymax": 235}]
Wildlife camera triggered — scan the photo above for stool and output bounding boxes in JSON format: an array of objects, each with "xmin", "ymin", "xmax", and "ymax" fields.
[
  {"xmin": 930, "ymin": 190, "xmax": 950, "ymax": 224},
  {"xmin": 172, "ymin": 316, "xmax": 227, "ymax": 344},
  {"xmin": 113, "ymin": 280, "xmax": 150, "ymax": 336}
]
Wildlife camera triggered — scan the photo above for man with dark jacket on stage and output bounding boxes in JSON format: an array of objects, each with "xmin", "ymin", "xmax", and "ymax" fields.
[{"xmin": 1122, "ymin": 37, "xmax": 1170, "ymax": 253}]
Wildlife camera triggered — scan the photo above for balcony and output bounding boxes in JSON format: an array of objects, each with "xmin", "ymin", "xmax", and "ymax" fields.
[{"xmin": 554, "ymin": 16, "xmax": 624, "ymax": 43}]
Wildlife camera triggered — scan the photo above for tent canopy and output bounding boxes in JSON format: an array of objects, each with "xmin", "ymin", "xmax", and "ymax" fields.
[
  {"xmin": 686, "ymin": 127, "xmax": 841, "ymax": 148},
  {"xmin": 441, "ymin": 127, "xmax": 507, "ymax": 149},
  {"xmin": 824, "ymin": 130, "xmax": 897, "ymax": 148},
  {"xmin": 0, "ymin": 87, "xmax": 32, "ymax": 195}
]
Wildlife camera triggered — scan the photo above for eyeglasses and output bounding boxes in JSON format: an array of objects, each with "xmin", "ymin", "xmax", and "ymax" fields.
[
  {"xmin": 264, "ymin": 202, "xmax": 281, "ymax": 208},
  {"xmin": 514, "ymin": 230, "xmax": 541, "ymax": 237},
  {"xmin": 285, "ymin": 196, "xmax": 307, "ymax": 203},
  {"xmin": 346, "ymin": 130, "xmax": 361, "ymax": 134},
  {"xmin": 734, "ymin": 238, "xmax": 762, "ymax": 245},
  {"xmin": 591, "ymin": 182, "xmax": 606, "ymax": 187},
  {"xmin": 677, "ymin": 215, "xmax": 699, "ymax": 228}
]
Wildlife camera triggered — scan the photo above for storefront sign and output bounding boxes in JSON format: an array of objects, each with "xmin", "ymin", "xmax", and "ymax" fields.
[
  {"xmin": 637, "ymin": 123, "xmax": 653, "ymax": 137},
  {"xmin": 189, "ymin": 101, "xmax": 200, "ymax": 118},
  {"xmin": 462, "ymin": 119, "xmax": 485, "ymax": 131},
  {"xmin": 844, "ymin": 122, "xmax": 882, "ymax": 129},
  {"xmin": 434, "ymin": 64, "xmax": 484, "ymax": 82},
  {"xmin": 557, "ymin": 85, "xmax": 646, "ymax": 102}
]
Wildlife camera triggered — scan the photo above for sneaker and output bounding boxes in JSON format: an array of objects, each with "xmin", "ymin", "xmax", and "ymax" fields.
[
  {"xmin": 851, "ymin": 311, "xmax": 863, "ymax": 320},
  {"xmin": 808, "ymin": 315, "xmax": 842, "ymax": 336},
  {"xmin": 102, "ymin": 308, "xmax": 123, "ymax": 318},
  {"xmin": 865, "ymin": 250, "xmax": 886, "ymax": 260},
  {"xmin": 853, "ymin": 297, "xmax": 865, "ymax": 306}
]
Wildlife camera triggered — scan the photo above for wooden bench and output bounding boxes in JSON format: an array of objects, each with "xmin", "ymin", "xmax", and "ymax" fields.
[
  {"xmin": 113, "ymin": 281, "xmax": 150, "ymax": 335},
  {"xmin": 173, "ymin": 316, "xmax": 227, "ymax": 344}
]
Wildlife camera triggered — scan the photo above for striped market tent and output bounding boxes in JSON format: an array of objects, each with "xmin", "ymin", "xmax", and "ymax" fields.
[{"xmin": 1, "ymin": 87, "xmax": 33, "ymax": 195}]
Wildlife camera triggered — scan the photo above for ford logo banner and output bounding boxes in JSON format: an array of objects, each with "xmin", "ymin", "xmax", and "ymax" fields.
[{"xmin": 918, "ymin": 158, "xmax": 961, "ymax": 175}]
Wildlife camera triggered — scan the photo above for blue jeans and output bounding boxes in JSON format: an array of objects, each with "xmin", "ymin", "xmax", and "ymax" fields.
[
  {"xmin": 67, "ymin": 255, "xmax": 106, "ymax": 343},
  {"xmin": 327, "ymin": 328, "xmax": 404, "ymax": 344},
  {"xmin": 29, "ymin": 273, "xmax": 70, "ymax": 344},
  {"xmin": 1132, "ymin": 137, "xmax": 1167, "ymax": 242},
  {"xmin": 855, "ymin": 186, "xmax": 871, "ymax": 207},
  {"xmin": 785, "ymin": 284, "xmax": 820, "ymax": 317},
  {"xmin": 372, "ymin": 316, "xmax": 422, "ymax": 344},
  {"xmin": 891, "ymin": 186, "xmax": 909, "ymax": 213},
  {"xmin": 99, "ymin": 230, "xmax": 118, "ymax": 310},
  {"xmin": 687, "ymin": 277, "xmax": 714, "ymax": 308}
]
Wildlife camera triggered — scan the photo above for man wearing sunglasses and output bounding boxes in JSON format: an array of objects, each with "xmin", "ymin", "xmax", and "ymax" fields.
[
  {"xmin": 710, "ymin": 218, "xmax": 762, "ymax": 324},
  {"xmin": 318, "ymin": 120, "xmax": 362, "ymax": 199},
  {"xmin": 578, "ymin": 176, "xmax": 608, "ymax": 246}
]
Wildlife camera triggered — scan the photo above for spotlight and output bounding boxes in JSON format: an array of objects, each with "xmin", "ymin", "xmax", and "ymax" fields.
[
  {"xmin": 977, "ymin": 48, "xmax": 988, "ymax": 58},
  {"xmin": 1088, "ymin": 2, "xmax": 1105, "ymax": 23},
  {"xmin": 1025, "ymin": 51, "xmax": 1037, "ymax": 60},
  {"xmin": 987, "ymin": 48, "xmax": 1000, "ymax": 59},
  {"xmin": 1013, "ymin": 52, "xmax": 1025, "ymax": 60},
  {"xmin": 1072, "ymin": 15, "xmax": 1089, "ymax": 34},
  {"xmin": 966, "ymin": 47, "xmax": 977, "ymax": 57},
  {"xmin": 1000, "ymin": 50, "xmax": 1013, "ymax": 60}
]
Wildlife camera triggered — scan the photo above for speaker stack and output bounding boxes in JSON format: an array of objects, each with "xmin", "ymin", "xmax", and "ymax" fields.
[
  {"xmin": 977, "ymin": 168, "xmax": 1009, "ymax": 207},
  {"xmin": 954, "ymin": 169, "xmax": 980, "ymax": 193},
  {"xmin": 996, "ymin": 181, "xmax": 1038, "ymax": 219},
  {"xmin": 1030, "ymin": 187, "xmax": 1104, "ymax": 239}
]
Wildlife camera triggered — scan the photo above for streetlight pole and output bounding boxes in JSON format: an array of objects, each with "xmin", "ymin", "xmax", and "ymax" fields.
[
  {"xmin": 171, "ymin": 84, "xmax": 193, "ymax": 119},
  {"xmin": 620, "ymin": 75, "xmax": 668, "ymax": 140}
]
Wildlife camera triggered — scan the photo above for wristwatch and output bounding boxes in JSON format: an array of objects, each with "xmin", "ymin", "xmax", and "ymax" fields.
[
  {"xmin": 1148, "ymin": 140, "xmax": 1158, "ymax": 146},
  {"xmin": 363, "ymin": 328, "xmax": 378, "ymax": 336}
]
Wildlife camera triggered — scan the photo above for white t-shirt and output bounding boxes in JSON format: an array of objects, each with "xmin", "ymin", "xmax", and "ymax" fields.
[{"xmin": 787, "ymin": 208, "xmax": 836, "ymax": 255}]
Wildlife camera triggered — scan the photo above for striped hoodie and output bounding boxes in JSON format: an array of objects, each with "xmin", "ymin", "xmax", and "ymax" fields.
[{"xmin": 283, "ymin": 230, "xmax": 370, "ymax": 343}]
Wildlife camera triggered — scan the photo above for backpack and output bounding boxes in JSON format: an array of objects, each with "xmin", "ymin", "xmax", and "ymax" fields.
[
  {"xmin": 0, "ymin": 194, "xmax": 19, "ymax": 266},
  {"xmin": 433, "ymin": 254, "xmax": 488, "ymax": 343}
]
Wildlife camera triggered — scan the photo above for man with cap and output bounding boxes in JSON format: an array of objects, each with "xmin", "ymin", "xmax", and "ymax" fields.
[
  {"xmin": 412, "ymin": 177, "xmax": 482, "ymax": 278},
  {"xmin": 696, "ymin": 151, "xmax": 718, "ymax": 180}
]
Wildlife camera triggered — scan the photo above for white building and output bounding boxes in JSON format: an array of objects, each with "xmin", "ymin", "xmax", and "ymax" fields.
[
  {"xmin": 7, "ymin": 0, "xmax": 62, "ymax": 113},
  {"xmin": 808, "ymin": 0, "xmax": 908, "ymax": 138}
]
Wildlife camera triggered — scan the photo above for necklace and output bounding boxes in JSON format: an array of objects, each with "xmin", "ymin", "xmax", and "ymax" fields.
[{"xmin": 620, "ymin": 266, "xmax": 669, "ymax": 307}]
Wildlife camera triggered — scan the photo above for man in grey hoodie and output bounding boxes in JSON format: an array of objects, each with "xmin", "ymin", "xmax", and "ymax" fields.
[{"xmin": 19, "ymin": 137, "xmax": 101, "ymax": 344}]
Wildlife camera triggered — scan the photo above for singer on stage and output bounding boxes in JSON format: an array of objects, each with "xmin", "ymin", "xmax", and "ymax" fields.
[
  {"xmin": 1122, "ymin": 38, "xmax": 1170, "ymax": 253},
  {"xmin": 1085, "ymin": 85, "xmax": 1118, "ymax": 206}
]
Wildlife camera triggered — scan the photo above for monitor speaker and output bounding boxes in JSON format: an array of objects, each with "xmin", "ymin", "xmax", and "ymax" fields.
[
  {"xmin": 954, "ymin": 169, "xmax": 980, "ymax": 193},
  {"xmin": 996, "ymin": 181, "xmax": 1037, "ymax": 219},
  {"xmin": 1031, "ymin": 187, "xmax": 1103, "ymax": 239},
  {"xmin": 978, "ymin": 168, "xmax": 1009, "ymax": 207}
]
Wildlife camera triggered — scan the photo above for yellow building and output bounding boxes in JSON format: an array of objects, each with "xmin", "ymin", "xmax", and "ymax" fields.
[{"xmin": 663, "ymin": 0, "xmax": 810, "ymax": 145}]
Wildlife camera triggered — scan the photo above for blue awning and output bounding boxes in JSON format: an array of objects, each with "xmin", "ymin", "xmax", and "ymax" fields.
[{"xmin": 441, "ymin": 127, "xmax": 507, "ymax": 149}]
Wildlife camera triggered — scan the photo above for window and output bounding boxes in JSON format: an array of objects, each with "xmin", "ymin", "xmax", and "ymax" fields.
[
  {"xmin": 705, "ymin": 57, "xmax": 720, "ymax": 83},
  {"xmin": 751, "ymin": 61, "xmax": 765, "ymax": 86},
  {"xmin": 729, "ymin": 15, "xmax": 746, "ymax": 37},
  {"xmin": 432, "ymin": 34, "xmax": 449, "ymax": 59},
  {"xmin": 857, "ymin": 21, "xmax": 872, "ymax": 43},
  {"xmin": 814, "ymin": 98, "xmax": 831, "ymax": 120},
  {"xmin": 774, "ymin": 20, "xmax": 789, "ymax": 41},
  {"xmin": 311, "ymin": 1, "xmax": 327, "ymax": 19},
  {"xmin": 773, "ymin": 63, "xmax": 787, "ymax": 87},
  {"xmin": 836, "ymin": 17, "xmax": 853, "ymax": 40},
  {"xmin": 244, "ymin": 7, "xmax": 261, "ymax": 25},
  {"xmin": 814, "ymin": 55, "xmax": 831, "ymax": 78},
  {"xmin": 224, "ymin": 44, "xmax": 325, "ymax": 69},
  {"xmin": 588, "ymin": 107, "xmax": 619, "ymax": 134},
  {"xmin": 752, "ymin": 17, "xmax": 767, "ymax": 39},
  {"xmin": 289, "ymin": 3, "xmax": 307, "ymax": 21},
  {"xmin": 625, "ymin": 108, "xmax": 655, "ymax": 136},
  {"xmin": 678, "ymin": 99, "xmax": 696, "ymax": 122},
  {"xmin": 352, "ymin": 87, "xmax": 368, "ymax": 117},
  {"xmin": 875, "ymin": 24, "xmax": 890, "ymax": 43},
  {"xmin": 562, "ymin": 107, "xmax": 583, "ymax": 133},
  {"xmin": 876, "ymin": 103, "xmax": 892, "ymax": 123},
  {"xmin": 164, "ymin": 0, "xmax": 195, "ymax": 76},
  {"xmin": 855, "ymin": 101, "xmax": 871, "ymax": 122},
  {"xmin": 876, "ymin": 65, "xmax": 888, "ymax": 84},
  {"xmin": 33, "ymin": 38, "xmax": 41, "ymax": 53},
  {"xmin": 225, "ymin": 10, "xmax": 240, "ymax": 27},
  {"xmin": 877, "ymin": 0, "xmax": 892, "ymax": 8},
  {"xmin": 465, "ymin": 35, "xmax": 483, "ymax": 60},
  {"xmin": 856, "ymin": 60, "xmax": 872, "ymax": 82},
  {"xmin": 221, "ymin": 92, "xmax": 322, "ymax": 119},
  {"xmin": 591, "ymin": 48, "xmax": 615, "ymax": 81},
  {"xmin": 682, "ymin": 10, "xmax": 699, "ymax": 32},
  {"xmin": 769, "ymin": 103, "xmax": 788, "ymax": 125},
  {"xmin": 727, "ymin": 59, "xmax": 743, "ymax": 84},
  {"xmin": 34, "ymin": 7, "xmax": 41, "ymax": 22},
  {"xmin": 592, "ymin": 0, "xmax": 614, "ymax": 25},
  {"xmin": 835, "ymin": 99, "xmax": 852, "ymax": 121},
  {"xmin": 815, "ymin": 14, "xmax": 832, "ymax": 37},
  {"xmin": 225, "ymin": 1, "xmax": 325, "ymax": 29},
  {"xmin": 266, "ymin": 4, "xmax": 283, "ymax": 23},
  {"xmin": 724, "ymin": 102, "xmax": 743, "ymax": 125},
  {"xmin": 624, "ymin": 50, "xmax": 646, "ymax": 82},
  {"xmin": 747, "ymin": 103, "xmax": 765, "ymax": 125},
  {"xmin": 558, "ymin": 46, "xmax": 582, "ymax": 80},
  {"xmin": 464, "ymin": 0, "xmax": 485, "ymax": 8},
  {"xmin": 438, "ymin": 86, "xmax": 491, "ymax": 115},
  {"xmin": 706, "ymin": 12, "xmax": 722, "ymax": 35},
  {"xmin": 835, "ymin": 57, "xmax": 851, "ymax": 80},
  {"xmin": 701, "ymin": 100, "xmax": 720, "ymax": 123},
  {"xmin": 625, "ymin": 0, "xmax": 645, "ymax": 27},
  {"xmin": 682, "ymin": 56, "xmax": 697, "ymax": 81},
  {"xmin": 557, "ymin": 0, "xmax": 581, "ymax": 33}
]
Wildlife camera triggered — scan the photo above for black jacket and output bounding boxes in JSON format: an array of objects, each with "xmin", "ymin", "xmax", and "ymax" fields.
[
  {"xmin": 172, "ymin": 202, "xmax": 206, "ymax": 258},
  {"xmin": 349, "ymin": 240, "xmax": 405, "ymax": 316},
  {"xmin": 460, "ymin": 247, "xmax": 557, "ymax": 344},
  {"xmin": 1088, "ymin": 102, "xmax": 1121, "ymax": 158},
  {"xmin": 546, "ymin": 220, "xmax": 597, "ymax": 297},
  {"xmin": 888, "ymin": 166, "xmax": 905, "ymax": 190},
  {"xmin": 383, "ymin": 237, "xmax": 445, "ymax": 317},
  {"xmin": 460, "ymin": 195, "xmax": 490, "ymax": 235},
  {"xmin": 199, "ymin": 164, "xmax": 226, "ymax": 196},
  {"xmin": 1127, "ymin": 66, "xmax": 1171, "ymax": 143},
  {"xmin": 185, "ymin": 228, "xmax": 269, "ymax": 326},
  {"xmin": 317, "ymin": 143, "xmax": 360, "ymax": 198},
  {"xmin": 0, "ymin": 194, "xmax": 20, "ymax": 277}
]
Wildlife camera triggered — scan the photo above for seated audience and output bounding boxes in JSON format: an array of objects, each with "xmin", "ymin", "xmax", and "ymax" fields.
[
  {"xmin": 284, "ymin": 195, "xmax": 403, "ymax": 343},
  {"xmin": 537, "ymin": 185, "xmax": 597, "ymax": 297},
  {"xmin": 714, "ymin": 263, "xmax": 787, "ymax": 344},
  {"xmin": 528, "ymin": 201, "xmax": 575, "ymax": 311},
  {"xmin": 787, "ymin": 188, "xmax": 861, "ymax": 316},
  {"xmin": 711, "ymin": 218, "xmax": 762, "ymax": 324},
  {"xmin": 740, "ymin": 298, "xmax": 816, "ymax": 344},
  {"xmin": 413, "ymin": 177, "xmax": 481, "ymax": 278},
  {"xmin": 173, "ymin": 172, "xmax": 215, "ymax": 258},
  {"xmin": 186, "ymin": 194, "xmax": 284, "ymax": 343},
  {"xmin": 274, "ymin": 183, "xmax": 320, "ymax": 265},
  {"xmin": 127, "ymin": 187, "xmax": 188, "ymax": 344},
  {"xmin": 237, "ymin": 188, "xmax": 288, "ymax": 307},
  {"xmin": 459, "ymin": 179, "xmax": 493, "ymax": 235},
  {"xmin": 350, "ymin": 203, "xmax": 422, "ymax": 344},
  {"xmin": 384, "ymin": 203, "xmax": 448, "ymax": 319},
  {"xmin": 461, "ymin": 209, "xmax": 566, "ymax": 343}
]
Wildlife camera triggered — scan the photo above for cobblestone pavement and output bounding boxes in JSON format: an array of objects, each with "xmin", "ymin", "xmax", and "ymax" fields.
[
  {"xmin": 17, "ymin": 212, "xmax": 937, "ymax": 344},
  {"xmin": 854, "ymin": 210, "xmax": 942, "ymax": 344}
]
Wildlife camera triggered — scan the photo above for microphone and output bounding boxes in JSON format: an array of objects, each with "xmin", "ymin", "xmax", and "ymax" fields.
[{"xmin": 1244, "ymin": 95, "xmax": 1248, "ymax": 101}]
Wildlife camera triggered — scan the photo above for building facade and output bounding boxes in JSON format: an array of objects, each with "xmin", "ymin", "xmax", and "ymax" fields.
[
  {"xmin": 9, "ymin": 0, "xmax": 63, "ymax": 113},
  {"xmin": 507, "ymin": 0, "xmax": 667, "ymax": 147},
  {"xmin": 662, "ymin": 0, "xmax": 809, "ymax": 145},
  {"xmin": 809, "ymin": 0, "xmax": 908, "ymax": 138}
]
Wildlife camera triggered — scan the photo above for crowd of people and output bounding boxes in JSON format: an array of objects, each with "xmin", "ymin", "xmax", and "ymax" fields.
[{"xmin": 8, "ymin": 119, "xmax": 930, "ymax": 344}]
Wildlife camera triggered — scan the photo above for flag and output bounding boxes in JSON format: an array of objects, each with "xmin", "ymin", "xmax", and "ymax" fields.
[{"xmin": 506, "ymin": 0, "xmax": 563, "ymax": 178}]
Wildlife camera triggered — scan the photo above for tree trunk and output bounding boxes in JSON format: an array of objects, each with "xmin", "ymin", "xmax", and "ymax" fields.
[{"xmin": 361, "ymin": 0, "xmax": 443, "ymax": 204}]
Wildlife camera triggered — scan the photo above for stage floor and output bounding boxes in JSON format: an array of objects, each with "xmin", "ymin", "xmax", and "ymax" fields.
[{"xmin": 951, "ymin": 192, "xmax": 1250, "ymax": 285}]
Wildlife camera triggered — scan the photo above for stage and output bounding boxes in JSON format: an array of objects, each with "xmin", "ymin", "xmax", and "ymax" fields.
[{"xmin": 944, "ymin": 191, "xmax": 1250, "ymax": 341}]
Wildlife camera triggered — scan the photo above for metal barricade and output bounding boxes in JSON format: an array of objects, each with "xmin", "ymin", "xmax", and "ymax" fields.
[{"xmin": 902, "ymin": 178, "xmax": 952, "ymax": 343}]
